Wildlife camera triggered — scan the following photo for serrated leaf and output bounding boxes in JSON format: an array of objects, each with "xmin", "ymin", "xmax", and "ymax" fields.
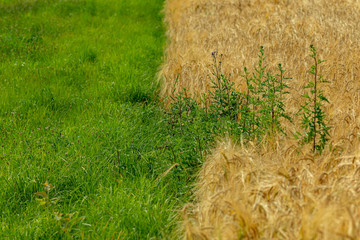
[{"xmin": 318, "ymin": 95, "xmax": 329, "ymax": 103}]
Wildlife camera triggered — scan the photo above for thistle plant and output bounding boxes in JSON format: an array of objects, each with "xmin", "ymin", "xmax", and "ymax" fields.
[
  {"xmin": 242, "ymin": 47, "xmax": 291, "ymax": 137},
  {"xmin": 209, "ymin": 51, "xmax": 242, "ymax": 121},
  {"xmin": 240, "ymin": 66, "xmax": 254, "ymax": 135},
  {"xmin": 248, "ymin": 47, "xmax": 266, "ymax": 134},
  {"xmin": 165, "ymin": 47, "xmax": 295, "ymax": 162},
  {"xmin": 259, "ymin": 63, "xmax": 292, "ymax": 135},
  {"xmin": 297, "ymin": 45, "xmax": 331, "ymax": 153}
]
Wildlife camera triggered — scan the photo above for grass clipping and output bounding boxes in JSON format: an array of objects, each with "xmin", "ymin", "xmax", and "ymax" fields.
[{"xmin": 160, "ymin": 0, "xmax": 360, "ymax": 239}]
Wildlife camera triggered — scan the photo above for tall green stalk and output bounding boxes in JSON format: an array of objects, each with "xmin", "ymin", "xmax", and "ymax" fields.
[{"xmin": 297, "ymin": 45, "xmax": 331, "ymax": 153}]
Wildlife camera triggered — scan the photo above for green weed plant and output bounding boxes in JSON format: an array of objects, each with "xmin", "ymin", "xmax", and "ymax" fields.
[
  {"xmin": 297, "ymin": 45, "xmax": 331, "ymax": 153},
  {"xmin": 166, "ymin": 46, "xmax": 330, "ymax": 157},
  {"xmin": 166, "ymin": 47, "xmax": 293, "ymax": 151}
]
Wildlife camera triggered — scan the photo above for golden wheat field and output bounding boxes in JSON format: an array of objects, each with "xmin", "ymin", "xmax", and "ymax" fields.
[{"xmin": 160, "ymin": 0, "xmax": 360, "ymax": 239}]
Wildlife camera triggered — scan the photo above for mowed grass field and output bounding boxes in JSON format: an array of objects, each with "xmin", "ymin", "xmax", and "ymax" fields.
[{"xmin": 0, "ymin": 0, "xmax": 196, "ymax": 239}]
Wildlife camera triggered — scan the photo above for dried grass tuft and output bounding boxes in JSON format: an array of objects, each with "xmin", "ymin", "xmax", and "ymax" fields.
[{"xmin": 160, "ymin": 0, "xmax": 360, "ymax": 238}]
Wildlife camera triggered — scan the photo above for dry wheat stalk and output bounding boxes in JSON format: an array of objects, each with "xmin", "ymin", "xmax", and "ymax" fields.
[{"xmin": 160, "ymin": 0, "xmax": 360, "ymax": 239}]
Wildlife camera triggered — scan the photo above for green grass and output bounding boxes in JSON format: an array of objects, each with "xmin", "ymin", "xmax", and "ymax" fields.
[{"xmin": 0, "ymin": 0, "xmax": 195, "ymax": 239}]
